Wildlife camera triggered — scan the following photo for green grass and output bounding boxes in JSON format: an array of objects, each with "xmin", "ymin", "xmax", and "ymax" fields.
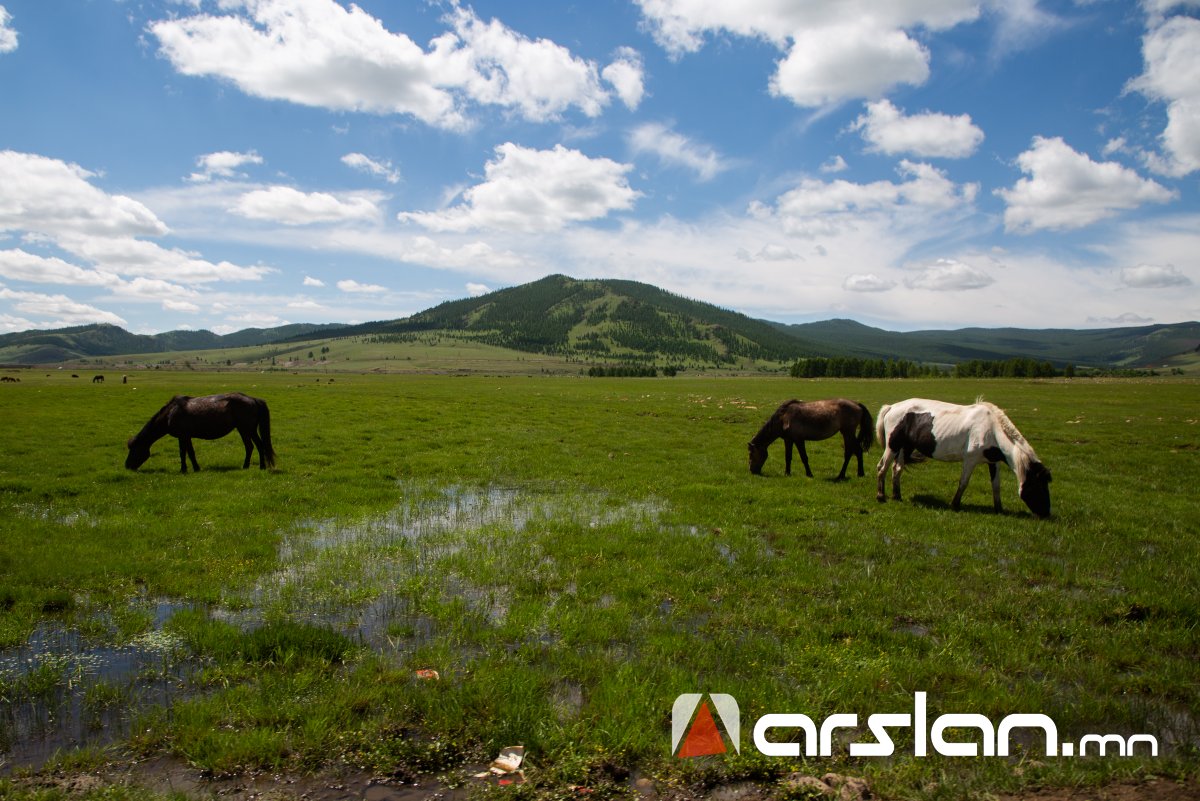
[{"xmin": 0, "ymin": 371, "xmax": 1197, "ymax": 798}]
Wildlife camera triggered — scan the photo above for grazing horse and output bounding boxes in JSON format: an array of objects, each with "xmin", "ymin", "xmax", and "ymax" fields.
[
  {"xmin": 875, "ymin": 398, "xmax": 1051, "ymax": 518},
  {"xmin": 748, "ymin": 398, "xmax": 874, "ymax": 479},
  {"xmin": 93, "ymin": 375, "xmax": 104, "ymax": 383},
  {"xmin": 126, "ymin": 392, "xmax": 275, "ymax": 473}
]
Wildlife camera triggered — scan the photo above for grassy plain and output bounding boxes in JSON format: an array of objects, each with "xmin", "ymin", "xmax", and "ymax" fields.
[{"xmin": 0, "ymin": 370, "xmax": 1197, "ymax": 799}]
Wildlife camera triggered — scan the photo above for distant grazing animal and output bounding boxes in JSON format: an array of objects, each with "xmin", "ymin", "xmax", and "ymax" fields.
[
  {"xmin": 93, "ymin": 375, "xmax": 104, "ymax": 383},
  {"xmin": 1, "ymin": 376, "xmax": 17, "ymax": 383},
  {"xmin": 875, "ymin": 398, "xmax": 1051, "ymax": 518},
  {"xmin": 122, "ymin": 375, "xmax": 128, "ymax": 384},
  {"xmin": 71, "ymin": 374, "xmax": 79, "ymax": 378},
  {"xmin": 748, "ymin": 398, "xmax": 874, "ymax": 479},
  {"xmin": 126, "ymin": 392, "xmax": 276, "ymax": 474}
]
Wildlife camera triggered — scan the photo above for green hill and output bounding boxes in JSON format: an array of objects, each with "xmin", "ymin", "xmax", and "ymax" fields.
[
  {"xmin": 0, "ymin": 322, "xmax": 346, "ymax": 364},
  {"xmin": 780, "ymin": 319, "xmax": 1200, "ymax": 368},
  {"xmin": 331, "ymin": 274, "xmax": 818, "ymax": 367}
]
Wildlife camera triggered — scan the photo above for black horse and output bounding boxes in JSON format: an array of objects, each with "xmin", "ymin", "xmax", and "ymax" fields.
[
  {"xmin": 749, "ymin": 398, "xmax": 874, "ymax": 479},
  {"xmin": 126, "ymin": 392, "xmax": 275, "ymax": 473}
]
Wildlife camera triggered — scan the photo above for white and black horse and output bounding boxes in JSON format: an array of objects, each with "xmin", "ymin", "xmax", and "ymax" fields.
[{"xmin": 875, "ymin": 398, "xmax": 1051, "ymax": 518}]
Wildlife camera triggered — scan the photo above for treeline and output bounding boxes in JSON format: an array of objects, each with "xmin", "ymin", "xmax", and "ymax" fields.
[
  {"xmin": 586, "ymin": 365, "xmax": 679, "ymax": 377},
  {"xmin": 953, "ymin": 358, "xmax": 1061, "ymax": 378},
  {"xmin": 790, "ymin": 357, "xmax": 940, "ymax": 378}
]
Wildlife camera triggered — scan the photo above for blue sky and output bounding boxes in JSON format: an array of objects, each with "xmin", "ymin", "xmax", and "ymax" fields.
[{"xmin": 1, "ymin": 0, "xmax": 1197, "ymax": 335}]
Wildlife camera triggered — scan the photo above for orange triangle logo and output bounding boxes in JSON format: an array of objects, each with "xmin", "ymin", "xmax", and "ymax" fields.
[{"xmin": 677, "ymin": 701, "xmax": 727, "ymax": 757}]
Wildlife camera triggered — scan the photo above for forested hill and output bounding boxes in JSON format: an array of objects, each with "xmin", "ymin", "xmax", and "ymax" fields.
[
  {"xmin": 0, "ymin": 322, "xmax": 346, "ymax": 364},
  {"xmin": 335, "ymin": 274, "xmax": 820, "ymax": 366}
]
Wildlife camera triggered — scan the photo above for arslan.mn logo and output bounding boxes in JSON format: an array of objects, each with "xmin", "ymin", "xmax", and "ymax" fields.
[{"xmin": 672, "ymin": 694, "xmax": 740, "ymax": 757}]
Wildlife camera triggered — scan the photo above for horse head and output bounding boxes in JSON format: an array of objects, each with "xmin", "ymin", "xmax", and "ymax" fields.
[
  {"xmin": 1019, "ymin": 461, "xmax": 1052, "ymax": 518},
  {"xmin": 125, "ymin": 436, "xmax": 152, "ymax": 470},
  {"xmin": 748, "ymin": 441, "xmax": 769, "ymax": 475}
]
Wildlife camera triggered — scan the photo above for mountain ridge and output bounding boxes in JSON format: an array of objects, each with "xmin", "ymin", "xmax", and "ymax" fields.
[{"xmin": 2, "ymin": 276, "xmax": 1197, "ymax": 369}]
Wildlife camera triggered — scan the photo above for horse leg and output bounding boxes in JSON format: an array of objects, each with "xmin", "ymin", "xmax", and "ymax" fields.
[
  {"xmin": 796, "ymin": 440, "xmax": 813, "ymax": 477},
  {"xmin": 951, "ymin": 460, "xmax": 979, "ymax": 510},
  {"xmin": 989, "ymin": 462, "xmax": 1002, "ymax": 512},
  {"xmin": 876, "ymin": 449, "xmax": 893, "ymax": 502},
  {"xmin": 240, "ymin": 430, "xmax": 254, "ymax": 469},
  {"xmin": 186, "ymin": 439, "xmax": 200, "ymax": 472},
  {"xmin": 835, "ymin": 430, "xmax": 853, "ymax": 480},
  {"xmin": 891, "ymin": 454, "xmax": 905, "ymax": 501},
  {"xmin": 784, "ymin": 438, "xmax": 793, "ymax": 476},
  {"xmin": 178, "ymin": 438, "xmax": 188, "ymax": 473}
]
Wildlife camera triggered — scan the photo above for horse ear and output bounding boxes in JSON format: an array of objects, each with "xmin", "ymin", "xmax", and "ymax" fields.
[{"xmin": 126, "ymin": 436, "xmax": 135, "ymax": 448}]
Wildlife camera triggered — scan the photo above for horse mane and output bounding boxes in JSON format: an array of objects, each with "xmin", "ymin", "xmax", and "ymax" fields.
[
  {"xmin": 750, "ymin": 399, "xmax": 800, "ymax": 446},
  {"xmin": 977, "ymin": 397, "xmax": 1043, "ymax": 479}
]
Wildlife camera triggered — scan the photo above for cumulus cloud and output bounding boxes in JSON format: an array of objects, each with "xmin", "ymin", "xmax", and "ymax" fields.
[
  {"xmin": 629, "ymin": 123, "xmax": 728, "ymax": 181},
  {"xmin": 232, "ymin": 186, "xmax": 382, "ymax": 225},
  {"xmin": 1120, "ymin": 263, "xmax": 1192, "ymax": 288},
  {"xmin": 303, "ymin": 275, "xmax": 325, "ymax": 287},
  {"xmin": 820, "ymin": 155, "xmax": 848, "ymax": 174},
  {"xmin": 736, "ymin": 244, "xmax": 801, "ymax": 262},
  {"xmin": 189, "ymin": 150, "xmax": 263, "ymax": 182},
  {"xmin": 634, "ymin": 0, "xmax": 979, "ymax": 106},
  {"xmin": 337, "ymin": 278, "xmax": 387, "ymax": 293},
  {"xmin": 771, "ymin": 22, "xmax": 930, "ymax": 107},
  {"xmin": 0, "ymin": 249, "xmax": 121, "ymax": 287},
  {"xmin": 602, "ymin": 47, "xmax": 646, "ymax": 110},
  {"xmin": 850, "ymin": 100, "xmax": 984, "ymax": 158},
  {"xmin": 399, "ymin": 143, "xmax": 639, "ymax": 233},
  {"xmin": 1, "ymin": 150, "xmax": 167, "ymax": 239},
  {"xmin": 751, "ymin": 160, "xmax": 977, "ymax": 237},
  {"xmin": 904, "ymin": 258, "xmax": 994, "ymax": 291},
  {"xmin": 342, "ymin": 152, "xmax": 401, "ymax": 184},
  {"xmin": 996, "ymin": 136, "xmax": 1176, "ymax": 232},
  {"xmin": 1128, "ymin": 13, "xmax": 1200, "ymax": 177},
  {"xmin": 151, "ymin": 0, "xmax": 619, "ymax": 129},
  {"xmin": 466, "ymin": 282, "xmax": 491, "ymax": 296},
  {"xmin": 843, "ymin": 273, "xmax": 896, "ymax": 292},
  {"xmin": 0, "ymin": 286, "xmax": 127, "ymax": 326},
  {"xmin": 0, "ymin": 6, "xmax": 17, "ymax": 53}
]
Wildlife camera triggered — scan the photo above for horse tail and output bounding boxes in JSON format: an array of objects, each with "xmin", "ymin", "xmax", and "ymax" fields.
[
  {"xmin": 875, "ymin": 403, "xmax": 890, "ymax": 451},
  {"xmin": 257, "ymin": 399, "xmax": 276, "ymax": 468},
  {"xmin": 857, "ymin": 402, "xmax": 874, "ymax": 452}
]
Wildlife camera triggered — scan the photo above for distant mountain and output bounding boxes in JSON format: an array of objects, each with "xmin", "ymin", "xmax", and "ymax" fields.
[
  {"xmin": 778, "ymin": 318, "xmax": 1200, "ymax": 368},
  {"xmin": 0, "ymin": 322, "xmax": 347, "ymax": 364},
  {"xmin": 327, "ymin": 274, "xmax": 820, "ymax": 366},
  {"xmin": 3, "ymin": 276, "xmax": 1197, "ymax": 370}
]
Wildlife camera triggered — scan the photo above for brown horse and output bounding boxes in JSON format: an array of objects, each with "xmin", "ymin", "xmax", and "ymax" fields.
[
  {"xmin": 748, "ymin": 398, "xmax": 874, "ymax": 479},
  {"xmin": 126, "ymin": 392, "xmax": 275, "ymax": 473}
]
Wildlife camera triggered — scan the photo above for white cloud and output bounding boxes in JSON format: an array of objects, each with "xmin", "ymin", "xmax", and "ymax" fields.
[
  {"xmin": 736, "ymin": 244, "xmax": 801, "ymax": 262},
  {"xmin": 851, "ymin": 100, "xmax": 984, "ymax": 158},
  {"xmin": 1120, "ymin": 263, "xmax": 1192, "ymax": 288},
  {"xmin": 0, "ymin": 6, "xmax": 17, "ymax": 54},
  {"xmin": 337, "ymin": 278, "xmax": 387, "ymax": 293},
  {"xmin": 0, "ymin": 287, "xmax": 126, "ymax": 326},
  {"xmin": 303, "ymin": 275, "xmax": 325, "ymax": 287},
  {"xmin": 634, "ymin": 1, "xmax": 980, "ymax": 106},
  {"xmin": 903, "ymin": 258, "xmax": 994, "ymax": 290},
  {"xmin": 629, "ymin": 122, "xmax": 728, "ymax": 181},
  {"xmin": 843, "ymin": 273, "xmax": 896, "ymax": 292},
  {"xmin": 399, "ymin": 143, "xmax": 639, "ymax": 233},
  {"xmin": 232, "ymin": 186, "xmax": 382, "ymax": 225},
  {"xmin": 56, "ymin": 235, "xmax": 272, "ymax": 283},
  {"xmin": 0, "ymin": 150, "xmax": 167, "ymax": 239},
  {"xmin": 602, "ymin": 47, "xmax": 646, "ymax": 110},
  {"xmin": 1128, "ymin": 13, "xmax": 1200, "ymax": 176},
  {"xmin": 342, "ymin": 152, "xmax": 401, "ymax": 184},
  {"xmin": 771, "ymin": 22, "xmax": 930, "ymax": 107},
  {"xmin": 753, "ymin": 160, "xmax": 977, "ymax": 237},
  {"xmin": 151, "ymin": 0, "xmax": 618, "ymax": 130},
  {"xmin": 996, "ymin": 136, "xmax": 1176, "ymax": 232},
  {"xmin": 820, "ymin": 155, "xmax": 848, "ymax": 174},
  {"xmin": 0, "ymin": 249, "xmax": 121, "ymax": 287},
  {"xmin": 466, "ymin": 282, "xmax": 490, "ymax": 296},
  {"xmin": 189, "ymin": 150, "xmax": 263, "ymax": 182}
]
